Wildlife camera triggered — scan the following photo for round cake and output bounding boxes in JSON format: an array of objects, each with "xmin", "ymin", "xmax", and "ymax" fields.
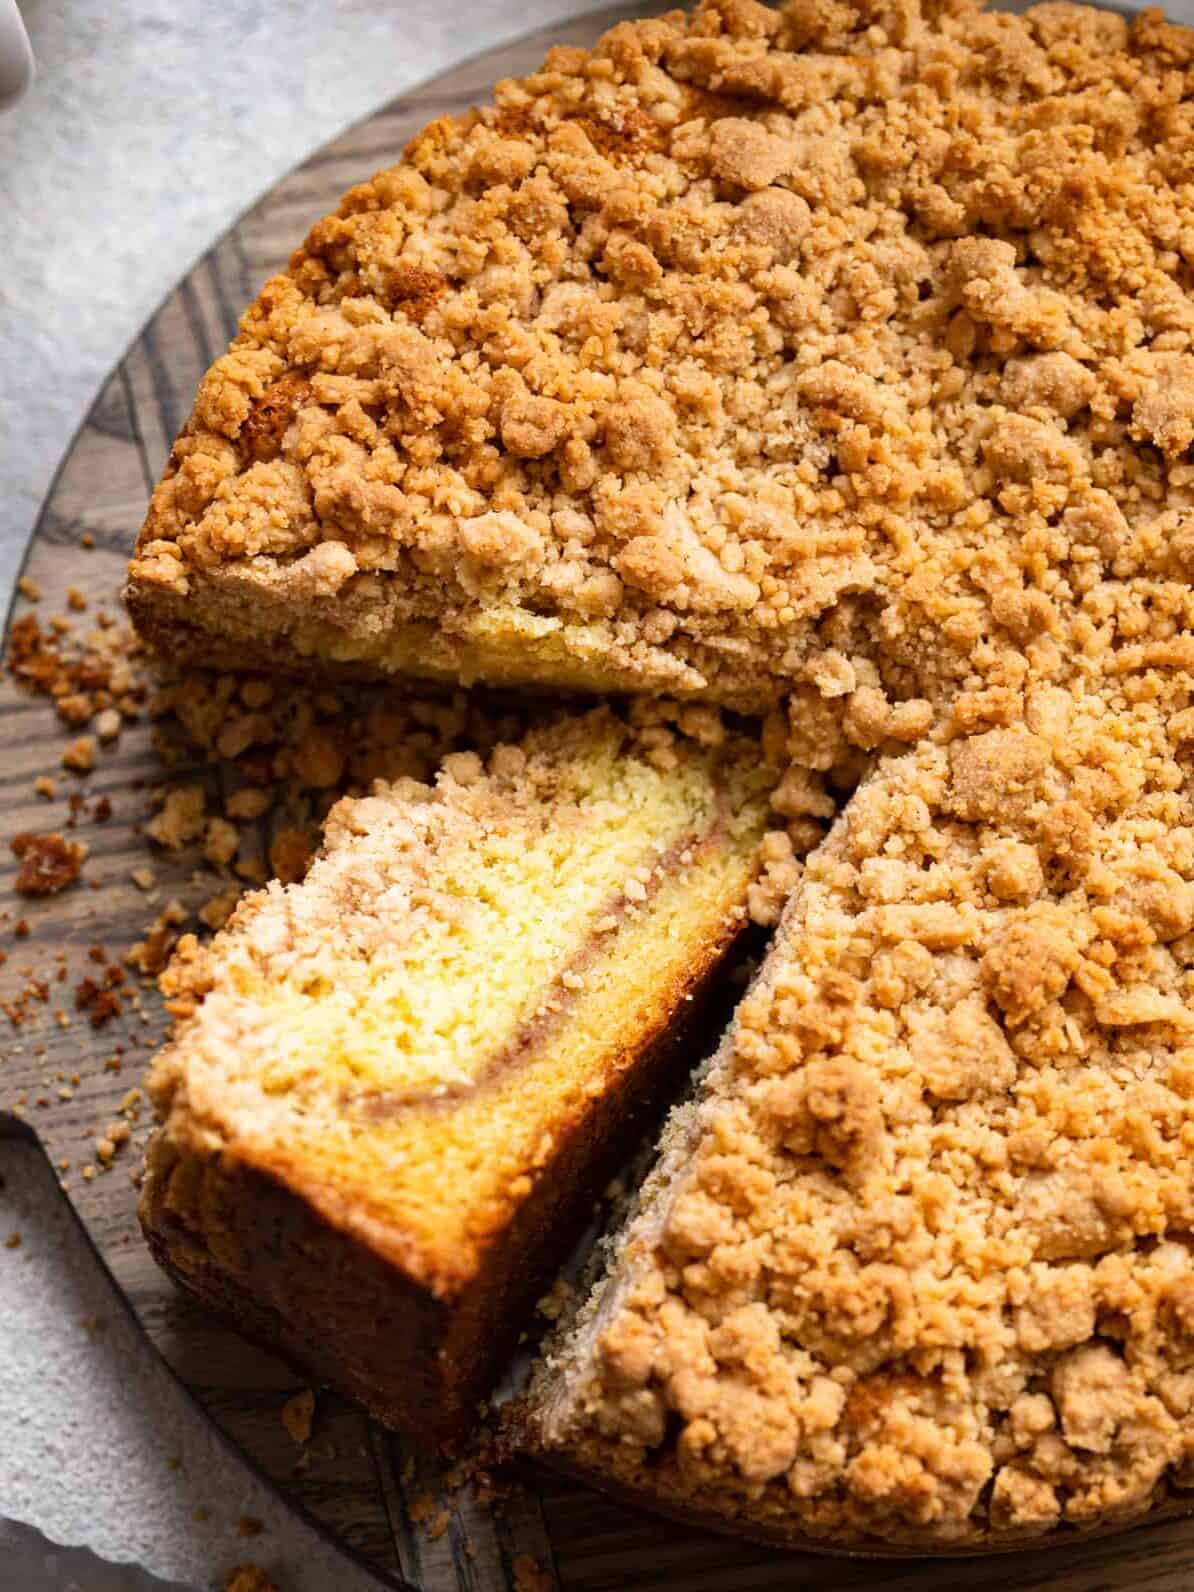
[{"xmin": 128, "ymin": 0, "xmax": 1194, "ymax": 1554}]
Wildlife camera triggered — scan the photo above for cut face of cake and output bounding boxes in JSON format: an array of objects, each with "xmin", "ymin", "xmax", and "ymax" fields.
[{"xmin": 139, "ymin": 708, "xmax": 776, "ymax": 1440}]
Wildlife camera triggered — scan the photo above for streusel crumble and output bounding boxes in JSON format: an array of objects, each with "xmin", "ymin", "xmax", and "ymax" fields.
[{"xmin": 515, "ymin": 0, "xmax": 1194, "ymax": 1549}]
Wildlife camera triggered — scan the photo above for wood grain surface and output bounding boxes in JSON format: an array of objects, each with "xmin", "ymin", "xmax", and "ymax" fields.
[{"xmin": 3, "ymin": 5, "xmax": 1194, "ymax": 1588}]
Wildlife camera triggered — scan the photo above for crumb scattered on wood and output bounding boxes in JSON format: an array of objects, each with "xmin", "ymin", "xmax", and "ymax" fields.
[
  {"xmin": 280, "ymin": 1389, "xmax": 315, "ymax": 1445},
  {"xmin": 10, "ymin": 832, "xmax": 86, "ymax": 897},
  {"xmin": 62, "ymin": 735, "xmax": 96, "ymax": 773},
  {"xmin": 513, "ymin": 1553, "xmax": 554, "ymax": 1592},
  {"xmin": 222, "ymin": 1567, "xmax": 280, "ymax": 1592}
]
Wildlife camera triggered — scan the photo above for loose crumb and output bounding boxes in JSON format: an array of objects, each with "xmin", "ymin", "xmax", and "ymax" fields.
[
  {"xmin": 280, "ymin": 1389, "xmax": 315, "ymax": 1445},
  {"xmin": 198, "ymin": 885, "xmax": 241, "ymax": 932},
  {"xmin": 10, "ymin": 832, "xmax": 86, "ymax": 897},
  {"xmin": 268, "ymin": 828, "xmax": 312, "ymax": 886},
  {"xmin": 222, "ymin": 1568, "xmax": 279, "ymax": 1592},
  {"xmin": 512, "ymin": 1554, "xmax": 553, "ymax": 1592},
  {"xmin": 61, "ymin": 736, "xmax": 96, "ymax": 773},
  {"xmin": 145, "ymin": 785, "xmax": 206, "ymax": 849}
]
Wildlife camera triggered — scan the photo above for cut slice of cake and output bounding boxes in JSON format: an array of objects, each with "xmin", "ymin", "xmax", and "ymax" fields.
[
  {"xmin": 128, "ymin": 0, "xmax": 1194, "ymax": 1550},
  {"xmin": 519, "ymin": 701, "xmax": 1194, "ymax": 1549},
  {"xmin": 139, "ymin": 707, "xmax": 777, "ymax": 1441}
]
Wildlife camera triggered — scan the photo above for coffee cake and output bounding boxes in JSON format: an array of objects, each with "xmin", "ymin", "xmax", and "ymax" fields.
[{"xmin": 128, "ymin": 0, "xmax": 1194, "ymax": 1550}]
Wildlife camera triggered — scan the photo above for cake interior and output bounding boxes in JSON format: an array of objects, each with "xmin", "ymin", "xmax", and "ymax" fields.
[{"xmin": 147, "ymin": 710, "xmax": 774, "ymax": 1297}]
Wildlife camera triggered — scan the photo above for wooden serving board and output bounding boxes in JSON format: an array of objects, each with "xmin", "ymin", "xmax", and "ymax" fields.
[{"xmin": 4, "ymin": 6, "xmax": 1194, "ymax": 1588}]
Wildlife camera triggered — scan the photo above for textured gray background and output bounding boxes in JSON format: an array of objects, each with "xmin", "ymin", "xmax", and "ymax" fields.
[{"xmin": 0, "ymin": 2, "xmax": 590, "ymax": 1587}]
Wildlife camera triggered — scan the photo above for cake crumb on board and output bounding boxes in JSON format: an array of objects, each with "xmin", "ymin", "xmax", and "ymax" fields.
[
  {"xmin": 280, "ymin": 1389, "xmax": 315, "ymax": 1445},
  {"xmin": 10, "ymin": 832, "xmax": 86, "ymax": 897},
  {"xmin": 512, "ymin": 1553, "xmax": 553, "ymax": 1592}
]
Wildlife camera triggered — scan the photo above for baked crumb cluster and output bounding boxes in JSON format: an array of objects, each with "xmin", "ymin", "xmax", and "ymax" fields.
[{"xmin": 124, "ymin": 0, "xmax": 1194, "ymax": 1549}]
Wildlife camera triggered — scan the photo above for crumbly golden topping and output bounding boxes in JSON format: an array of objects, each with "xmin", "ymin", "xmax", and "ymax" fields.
[
  {"xmin": 537, "ymin": 673, "xmax": 1194, "ymax": 1544},
  {"xmin": 127, "ymin": 0, "xmax": 1158, "ymax": 709},
  {"xmin": 129, "ymin": 0, "xmax": 1194, "ymax": 709},
  {"xmin": 126, "ymin": 0, "xmax": 1194, "ymax": 1546}
]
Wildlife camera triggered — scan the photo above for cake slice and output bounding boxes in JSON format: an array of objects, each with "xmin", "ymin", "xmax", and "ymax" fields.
[
  {"xmin": 520, "ymin": 699, "xmax": 1194, "ymax": 1549},
  {"xmin": 139, "ymin": 707, "xmax": 777, "ymax": 1440}
]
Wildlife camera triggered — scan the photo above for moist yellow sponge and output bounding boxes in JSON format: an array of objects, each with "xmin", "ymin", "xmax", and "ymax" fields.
[{"xmin": 140, "ymin": 707, "xmax": 775, "ymax": 1439}]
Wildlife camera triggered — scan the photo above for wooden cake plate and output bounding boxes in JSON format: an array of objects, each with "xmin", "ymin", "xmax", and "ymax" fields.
[{"xmin": 3, "ymin": 5, "xmax": 1194, "ymax": 1587}]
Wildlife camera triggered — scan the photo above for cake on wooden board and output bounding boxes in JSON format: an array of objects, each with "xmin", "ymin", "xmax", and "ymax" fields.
[
  {"xmin": 128, "ymin": 0, "xmax": 1194, "ymax": 1552},
  {"xmin": 139, "ymin": 708, "xmax": 776, "ymax": 1441}
]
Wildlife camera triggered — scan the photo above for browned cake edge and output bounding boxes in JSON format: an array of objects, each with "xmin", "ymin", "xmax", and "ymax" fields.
[
  {"xmin": 124, "ymin": 582, "xmax": 788, "ymax": 713},
  {"xmin": 138, "ymin": 918, "xmax": 753, "ymax": 1445},
  {"xmin": 124, "ymin": 593, "xmax": 389, "ymax": 685},
  {"xmin": 524, "ymin": 1452, "xmax": 1193, "ymax": 1560}
]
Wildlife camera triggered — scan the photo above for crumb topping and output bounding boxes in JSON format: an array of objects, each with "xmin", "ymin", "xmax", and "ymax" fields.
[{"xmin": 543, "ymin": 672, "xmax": 1194, "ymax": 1544}]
